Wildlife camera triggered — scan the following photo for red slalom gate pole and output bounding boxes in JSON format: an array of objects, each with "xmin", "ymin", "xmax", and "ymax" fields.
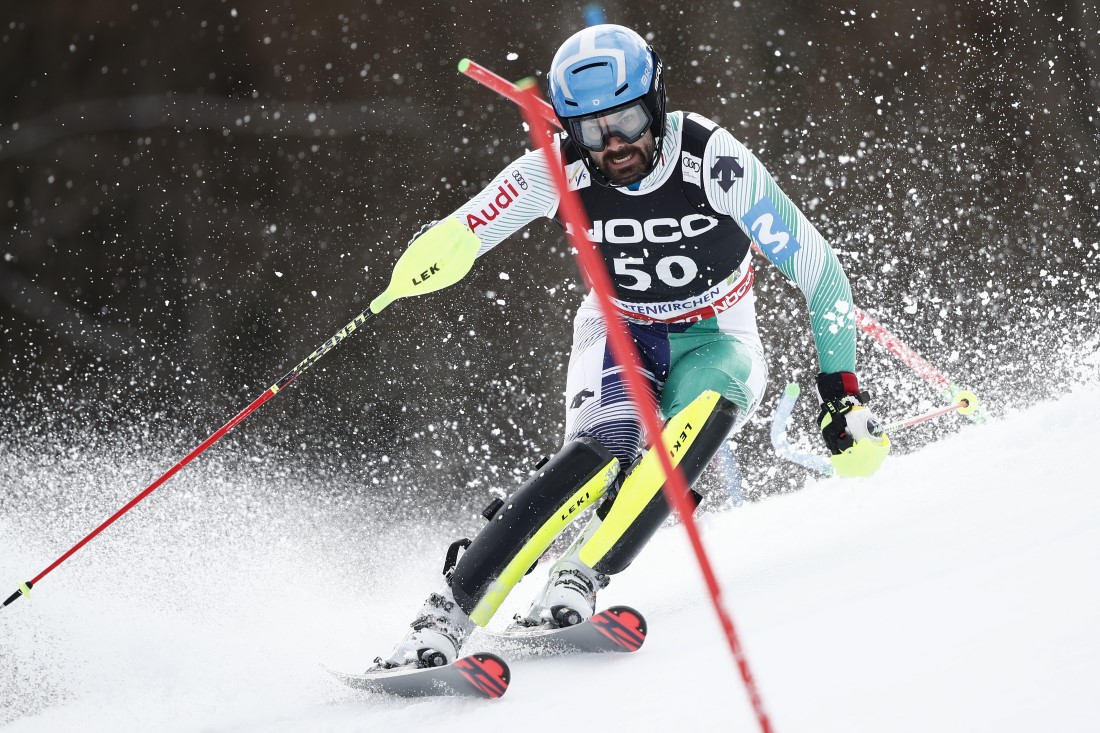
[
  {"xmin": 459, "ymin": 58, "xmax": 559, "ymax": 121},
  {"xmin": 1, "ymin": 307, "xmax": 379, "ymax": 611},
  {"xmin": 855, "ymin": 309, "xmax": 953, "ymax": 394},
  {"xmin": 512, "ymin": 79, "xmax": 774, "ymax": 733},
  {"xmin": 458, "ymin": 58, "xmax": 973, "ymax": 413}
]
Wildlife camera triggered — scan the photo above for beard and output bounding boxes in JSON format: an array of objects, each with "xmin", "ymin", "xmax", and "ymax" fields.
[{"xmin": 591, "ymin": 134, "xmax": 656, "ymax": 186}]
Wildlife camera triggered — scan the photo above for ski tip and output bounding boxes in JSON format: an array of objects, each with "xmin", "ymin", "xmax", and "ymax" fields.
[
  {"xmin": 454, "ymin": 652, "xmax": 511, "ymax": 699},
  {"xmin": 457, "ymin": 58, "xmax": 471, "ymax": 73},
  {"xmin": 592, "ymin": 605, "xmax": 647, "ymax": 652}
]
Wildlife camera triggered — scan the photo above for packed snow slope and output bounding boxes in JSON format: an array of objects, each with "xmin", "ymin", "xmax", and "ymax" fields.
[{"xmin": 2, "ymin": 384, "xmax": 1098, "ymax": 732}]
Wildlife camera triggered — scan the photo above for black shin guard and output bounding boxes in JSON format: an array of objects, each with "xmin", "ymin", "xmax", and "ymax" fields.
[
  {"xmin": 449, "ymin": 438, "xmax": 619, "ymax": 626},
  {"xmin": 580, "ymin": 391, "xmax": 738, "ymax": 576}
]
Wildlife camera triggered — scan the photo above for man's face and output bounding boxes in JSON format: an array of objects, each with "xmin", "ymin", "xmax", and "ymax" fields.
[{"xmin": 589, "ymin": 131, "xmax": 656, "ymax": 186}]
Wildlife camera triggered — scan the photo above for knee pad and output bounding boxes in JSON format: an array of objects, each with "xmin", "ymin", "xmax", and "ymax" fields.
[
  {"xmin": 577, "ymin": 390, "xmax": 737, "ymax": 575},
  {"xmin": 450, "ymin": 438, "xmax": 619, "ymax": 626}
]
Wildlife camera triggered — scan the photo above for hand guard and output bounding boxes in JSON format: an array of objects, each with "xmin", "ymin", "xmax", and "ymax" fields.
[
  {"xmin": 369, "ymin": 217, "xmax": 480, "ymax": 314},
  {"xmin": 409, "ymin": 220, "xmax": 440, "ymax": 245},
  {"xmin": 816, "ymin": 372, "xmax": 891, "ymax": 478}
]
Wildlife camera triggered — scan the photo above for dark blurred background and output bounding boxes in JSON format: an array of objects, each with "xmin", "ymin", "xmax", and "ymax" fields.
[{"xmin": 2, "ymin": 0, "xmax": 1097, "ymax": 507}]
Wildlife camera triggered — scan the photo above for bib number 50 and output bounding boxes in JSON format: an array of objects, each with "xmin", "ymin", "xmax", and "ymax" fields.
[{"xmin": 613, "ymin": 255, "xmax": 699, "ymax": 291}]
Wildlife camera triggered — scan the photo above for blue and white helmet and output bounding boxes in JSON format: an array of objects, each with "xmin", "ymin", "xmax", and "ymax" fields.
[{"xmin": 548, "ymin": 25, "xmax": 666, "ymax": 184}]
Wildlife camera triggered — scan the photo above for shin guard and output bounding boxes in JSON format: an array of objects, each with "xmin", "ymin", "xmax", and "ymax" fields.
[
  {"xmin": 578, "ymin": 390, "xmax": 737, "ymax": 575},
  {"xmin": 450, "ymin": 438, "xmax": 619, "ymax": 626}
]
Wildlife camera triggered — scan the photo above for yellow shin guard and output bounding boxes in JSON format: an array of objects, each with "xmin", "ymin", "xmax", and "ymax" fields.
[
  {"xmin": 450, "ymin": 438, "xmax": 620, "ymax": 626},
  {"xmin": 578, "ymin": 390, "xmax": 738, "ymax": 575}
]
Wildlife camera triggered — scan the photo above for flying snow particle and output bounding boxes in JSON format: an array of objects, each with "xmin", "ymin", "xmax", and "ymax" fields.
[{"xmin": 507, "ymin": 52, "xmax": 519, "ymax": 61}]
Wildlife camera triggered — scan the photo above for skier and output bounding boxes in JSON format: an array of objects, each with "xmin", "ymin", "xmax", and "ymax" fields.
[{"xmin": 373, "ymin": 24, "xmax": 890, "ymax": 669}]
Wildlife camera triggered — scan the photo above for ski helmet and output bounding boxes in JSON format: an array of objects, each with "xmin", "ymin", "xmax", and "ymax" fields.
[{"xmin": 548, "ymin": 24, "xmax": 666, "ymax": 186}]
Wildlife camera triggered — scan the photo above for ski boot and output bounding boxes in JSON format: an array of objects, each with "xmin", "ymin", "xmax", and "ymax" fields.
[
  {"xmin": 514, "ymin": 519, "xmax": 610, "ymax": 630},
  {"xmin": 373, "ymin": 587, "xmax": 473, "ymax": 670}
]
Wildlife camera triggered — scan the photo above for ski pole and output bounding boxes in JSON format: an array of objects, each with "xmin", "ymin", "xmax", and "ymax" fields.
[
  {"xmin": 458, "ymin": 58, "xmax": 983, "ymax": 422},
  {"xmin": 770, "ymin": 383, "xmax": 981, "ymax": 476},
  {"xmin": 881, "ymin": 390, "xmax": 979, "ymax": 433},
  {"xmin": 1, "ymin": 217, "xmax": 482, "ymax": 612}
]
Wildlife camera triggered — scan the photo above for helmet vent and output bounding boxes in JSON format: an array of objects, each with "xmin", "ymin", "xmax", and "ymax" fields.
[
  {"xmin": 614, "ymin": 83, "xmax": 629, "ymax": 96},
  {"xmin": 572, "ymin": 61, "xmax": 609, "ymax": 74}
]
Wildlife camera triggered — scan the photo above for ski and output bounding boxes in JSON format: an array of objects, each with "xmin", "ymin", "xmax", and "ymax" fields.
[
  {"xmin": 489, "ymin": 605, "xmax": 647, "ymax": 656},
  {"xmin": 324, "ymin": 652, "xmax": 510, "ymax": 699}
]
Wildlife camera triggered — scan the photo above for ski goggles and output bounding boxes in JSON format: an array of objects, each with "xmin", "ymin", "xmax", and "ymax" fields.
[{"xmin": 567, "ymin": 101, "xmax": 652, "ymax": 152}]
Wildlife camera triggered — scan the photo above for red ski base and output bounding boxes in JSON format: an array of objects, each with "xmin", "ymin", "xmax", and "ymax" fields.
[
  {"xmin": 491, "ymin": 605, "xmax": 648, "ymax": 656},
  {"xmin": 325, "ymin": 652, "xmax": 510, "ymax": 699}
]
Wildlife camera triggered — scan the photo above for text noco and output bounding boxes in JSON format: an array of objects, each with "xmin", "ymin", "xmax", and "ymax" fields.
[{"xmin": 587, "ymin": 215, "xmax": 719, "ymax": 244}]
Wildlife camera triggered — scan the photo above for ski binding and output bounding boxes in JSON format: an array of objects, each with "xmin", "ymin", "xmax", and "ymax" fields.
[{"xmin": 491, "ymin": 605, "xmax": 647, "ymax": 656}]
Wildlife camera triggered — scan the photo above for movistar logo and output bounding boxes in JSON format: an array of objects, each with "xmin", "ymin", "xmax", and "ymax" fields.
[{"xmin": 741, "ymin": 196, "xmax": 801, "ymax": 266}]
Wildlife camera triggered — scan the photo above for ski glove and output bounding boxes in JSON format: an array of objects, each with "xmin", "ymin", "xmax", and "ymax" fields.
[{"xmin": 816, "ymin": 372, "xmax": 891, "ymax": 478}]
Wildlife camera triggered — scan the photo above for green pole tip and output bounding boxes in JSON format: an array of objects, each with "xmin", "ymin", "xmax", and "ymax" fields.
[
  {"xmin": 785, "ymin": 382, "xmax": 801, "ymax": 397},
  {"xmin": 516, "ymin": 77, "xmax": 538, "ymax": 90},
  {"xmin": 18, "ymin": 581, "xmax": 31, "ymax": 598},
  {"xmin": 457, "ymin": 58, "xmax": 471, "ymax": 73},
  {"xmin": 369, "ymin": 292, "xmax": 394, "ymax": 315}
]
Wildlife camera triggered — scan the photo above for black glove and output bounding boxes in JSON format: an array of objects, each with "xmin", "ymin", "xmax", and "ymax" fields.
[{"xmin": 816, "ymin": 372, "xmax": 890, "ymax": 477}]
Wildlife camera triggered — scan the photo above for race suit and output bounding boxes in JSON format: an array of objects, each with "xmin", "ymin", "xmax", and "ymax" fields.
[{"xmin": 447, "ymin": 111, "xmax": 856, "ymax": 466}]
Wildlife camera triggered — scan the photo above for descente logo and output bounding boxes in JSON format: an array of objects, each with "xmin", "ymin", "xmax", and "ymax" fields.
[
  {"xmin": 465, "ymin": 179, "xmax": 523, "ymax": 232},
  {"xmin": 590, "ymin": 214, "xmax": 718, "ymax": 244}
]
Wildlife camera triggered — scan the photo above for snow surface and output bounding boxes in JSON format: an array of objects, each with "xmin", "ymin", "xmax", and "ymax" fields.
[{"xmin": 2, "ymin": 384, "xmax": 1098, "ymax": 732}]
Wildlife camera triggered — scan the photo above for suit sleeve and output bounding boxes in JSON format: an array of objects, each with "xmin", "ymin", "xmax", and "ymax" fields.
[
  {"xmin": 447, "ymin": 147, "xmax": 561, "ymax": 259},
  {"xmin": 700, "ymin": 121, "xmax": 857, "ymax": 374}
]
